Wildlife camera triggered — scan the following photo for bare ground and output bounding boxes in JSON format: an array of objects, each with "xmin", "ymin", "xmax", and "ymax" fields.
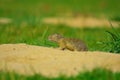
[
  {"xmin": 42, "ymin": 16, "xmax": 119, "ymax": 28},
  {"xmin": 0, "ymin": 17, "xmax": 12, "ymax": 24},
  {"xmin": 0, "ymin": 44, "xmax": 120, "ymax": 77}
]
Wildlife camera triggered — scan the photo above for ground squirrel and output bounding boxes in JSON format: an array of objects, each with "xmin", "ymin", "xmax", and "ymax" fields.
[{"xmin": 48, "ymin": 34, "xmax": 88, "ymax": 51}]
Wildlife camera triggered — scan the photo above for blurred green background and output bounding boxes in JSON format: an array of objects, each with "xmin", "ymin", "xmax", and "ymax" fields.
[
  {"xmin": 0, "ymin": 0, "xmax": 120, "ymax": 51},
  {"xmin": 0, "ymin": 0, "xmax": 120, "ymax": 22}
]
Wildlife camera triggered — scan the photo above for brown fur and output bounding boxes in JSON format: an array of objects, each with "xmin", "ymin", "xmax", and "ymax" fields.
[{"xmin": 48, "ymin": 34, "xmax": 88, "ymax": 51}]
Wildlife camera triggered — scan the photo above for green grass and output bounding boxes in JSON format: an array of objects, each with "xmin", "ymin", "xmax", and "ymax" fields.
[
  {"xmin": 0, "ymin": 68, "xmax": 120, "ymax": 80},
  {"xmin": 101, "ymin": 24, "xmax": 120, "ymax": 53},
  {"xmin": 0, "ymin": 0, "xmax": 120, "ymax": 22},
  {"xmin": 1, "ymin": 23, "xmax": 120, "ymax": 51},
  {"xmin": 0, "ymin": 0, "xmax": 119, "ymax": 51}
]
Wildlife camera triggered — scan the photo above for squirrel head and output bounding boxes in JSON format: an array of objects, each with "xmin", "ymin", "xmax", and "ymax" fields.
[{"xmin": 48, "ymin": 33, "xmax": 63, "ymax": 42}]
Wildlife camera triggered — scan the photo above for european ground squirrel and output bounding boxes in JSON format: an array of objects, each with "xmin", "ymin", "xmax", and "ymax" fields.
[{"xmin": 48, "ymin": 34, "xmax": 88, "ymax": 51}]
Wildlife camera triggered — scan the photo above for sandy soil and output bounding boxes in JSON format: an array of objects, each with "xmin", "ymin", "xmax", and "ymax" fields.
[
  {"xmin": 42, "ymin": 16, "xmax": 119, "ymax": 28},
  {"xmin": 0, "ymin": 44, "xmax": 120, "ymax": 77},
  {"xmin": 0, "ymin": 17, "xmax": 12, "ymax": 24}
]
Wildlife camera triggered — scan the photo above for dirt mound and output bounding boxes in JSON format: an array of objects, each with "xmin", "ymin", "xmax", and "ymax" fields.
[
  {"xmin": 0, "ymin": 44, "xmax": 120, "ymax": 77},
  {"xmin": 42, "ymin": 17, "xmax": 119, "ymax": 28},
  {"xmin": 0, "ymin": 17, "xmax": 12, "ymax": 24}
]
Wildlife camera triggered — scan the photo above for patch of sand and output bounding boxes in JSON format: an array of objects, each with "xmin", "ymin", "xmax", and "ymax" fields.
[
  {"xmin": 0, "ymin": 17, "xmax": 12, "ymax": 24},
  {"xmin": 42, "ymin": 17, "xmax": 119, "ymax": 28},
  {"xmin": 0, "ymin": 44, "xmax": 120, "ymax": 77}
]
